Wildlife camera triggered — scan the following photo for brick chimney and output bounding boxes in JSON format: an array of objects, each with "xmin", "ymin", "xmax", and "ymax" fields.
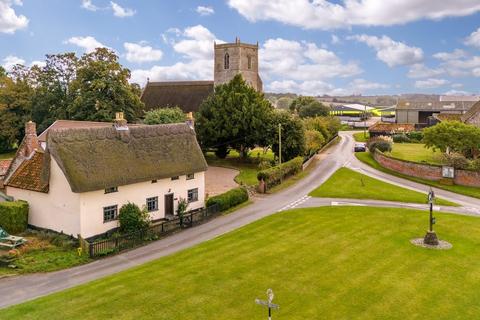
[
  {"xmin": 113, "ymin": 112, "xmax": 128, "ymax": 131},
  {"xmin": 24, "ymin": 121, "xmax": 40, "ymax": 156}
]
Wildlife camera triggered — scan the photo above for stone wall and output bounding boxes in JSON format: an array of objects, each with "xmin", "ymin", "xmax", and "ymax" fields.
[{"xmin": 373, "ymin": 151, "xmax": 480, "ymax": 187}]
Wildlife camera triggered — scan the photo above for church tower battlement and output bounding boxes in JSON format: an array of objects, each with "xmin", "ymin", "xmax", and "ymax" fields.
[{"xmin": 214, "ymin": 37, "xmax": 262, "ymax": 92}]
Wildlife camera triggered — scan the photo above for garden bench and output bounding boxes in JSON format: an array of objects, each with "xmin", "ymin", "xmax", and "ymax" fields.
[{"xmin": 0, "ymin": 227, "xmax": 26, "ymax": 249}]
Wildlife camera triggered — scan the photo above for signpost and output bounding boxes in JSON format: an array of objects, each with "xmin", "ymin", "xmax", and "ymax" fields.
[
  {"xmin": 255, "ymin": 289, "xmax": 279, "ymax": 320},
  {"xmin": 424, "ymin": 188, "xmax": 439, "ymax": 245}
]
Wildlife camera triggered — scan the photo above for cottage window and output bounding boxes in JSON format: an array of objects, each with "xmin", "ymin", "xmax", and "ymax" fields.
[
  {"xmin": 146, "ymin": 197, "xmax": 158, "ymax": 212},
  {"xmin": 151, "ymin": 179, "xmax": 157, "ymax": 184},
  {"xmin": 188, "ymin": 188, "xmax": 198, "ymax": 203},
  {"xmin": 104, "ymin": 187, "xmax": 118, "ymax": 194},
  {"xmin": 103, "ymin": 205, "xmax": 118, "ymax": 223},
  {"xmin": 186, "ymin": 173, "xmax": 194, "ymax": 180},
  {"xmin": 171, "ymin": 176, "xmax": 179, "ymax": 181},
  {"xmin": 247, "ymin": 56, "xmax": 252, "ymax": 69},
  {"xmin": 224, "ymin": 53, "xmax": 229, "ymax": 69}
]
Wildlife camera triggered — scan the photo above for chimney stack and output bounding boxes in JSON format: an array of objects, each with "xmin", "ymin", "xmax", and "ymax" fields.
[
  {"xmin": 114, "ymin": 112, "xmax": 128, "ymax": 131},
  {"xmin": 24, "ymin": 121, "xmax": 40, "ymax": 156},
  {"xmin": 186, "ymin": 112, "xmax": 194, "ymax": 129}
]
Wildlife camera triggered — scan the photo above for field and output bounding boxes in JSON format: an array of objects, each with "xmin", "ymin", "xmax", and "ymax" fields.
[
  {"xmin": 309, "ymin": 167, "xmax": 455, "ymax": 206},
  {"xmin": 389, "ymin": 143, "xmax": 442, "ymax": 165},
  {"xmin": 3, "ymin": 206, "xmax": 480, "ymax": 319},
  {"xmin": 355, "ymin": 152, "xmax": 480, "ymax": 199}
]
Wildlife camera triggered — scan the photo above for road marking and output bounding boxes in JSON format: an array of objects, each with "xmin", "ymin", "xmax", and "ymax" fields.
[
  {"xmin": 331, "ymin": 201, "xmax": 366, "ymax": 207},
  {"xmin": 278, "ymin": 195, "xmax": 312, "ymax": 212}
]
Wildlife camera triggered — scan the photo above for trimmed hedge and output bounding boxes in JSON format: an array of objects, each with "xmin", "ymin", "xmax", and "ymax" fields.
[
  {"xmin": 257, "ymin": 157, "xmax": 303, "ymax": 189},
  {"xmin": 0, "ymin": 200, "xmax": 29, "ymax": 234},
  {"xmin": 206, "ymin": 187, "xmax": 249, "ymax": 212}
]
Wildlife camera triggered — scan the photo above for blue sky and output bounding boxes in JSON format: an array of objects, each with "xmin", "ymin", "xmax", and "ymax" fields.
[{"xmin": 1, "ymin": 0, "xmax": 480, "ymax": 96}]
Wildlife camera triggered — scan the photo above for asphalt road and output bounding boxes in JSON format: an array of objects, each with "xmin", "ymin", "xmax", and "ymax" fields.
[{"xmin": 1, "ymin": 131, "xmax": 479, "ymax": 309}]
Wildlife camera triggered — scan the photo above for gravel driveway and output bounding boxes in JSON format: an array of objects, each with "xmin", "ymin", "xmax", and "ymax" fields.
[{"xmin": 205, "ymin": 166, "xmax": 239, "ymax": 197}]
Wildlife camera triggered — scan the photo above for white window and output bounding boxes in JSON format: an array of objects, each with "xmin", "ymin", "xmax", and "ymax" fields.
[
  {"xmin": 188, "ymin": 188, "xmax": 198, "ymax": 203},
  {"xmin": 104, "ymin": 186, "xmax": 118, "ymax": 194},
  {"xmin": 146, "ymin": 197, "xmax": 158, "ymax": 212},
  {"xmin": 103, "ymin": 205, "xmax": 118, "ymax": 223}
]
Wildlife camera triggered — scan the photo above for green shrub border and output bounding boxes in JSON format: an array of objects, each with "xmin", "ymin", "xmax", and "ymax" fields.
[
  {"xmin": 206, "ymin": 187, "xmax": 249, "ymax": 212},
  {"xmin": 0, "ymin": 200, "xmax": 29, "ymax": 234},
  {"xmin": 257, "ymin": 157, "xmax": 303, "ymax": 189}
]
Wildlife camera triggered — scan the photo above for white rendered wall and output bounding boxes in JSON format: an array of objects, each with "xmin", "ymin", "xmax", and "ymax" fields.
[{"xmin": 6, "ymin": 159, "xmax": 81, "ymax": 237}]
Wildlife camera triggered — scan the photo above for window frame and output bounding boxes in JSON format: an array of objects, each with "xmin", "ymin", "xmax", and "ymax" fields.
[
  {"xmin": 103, "ymin": 205, "xmax": 118, "ymax": 223},
  {"xmin": 146, "ymin": 196, "xmax": 159, "ymax": 212},
  {"xmin": 187, "ymin": 188, "xmax": 199, "ymax": 203},
  {"xmin": 224, "ymin": 52, "xmax": 229, "ymax": 69},
  {"xmin": 104, "ymin": 186, "xmax": 118, "ymax": 194},
  {"xmin": 186, "ymin": 173, "xmax": 194, "ymax": 180},
  {"xmin": 247, "ymin": 56, "xmax": 252, "ymax": 69},
  {"xmin": 171, "ymin": 176, "xmax": 180, "ymax": 181}
]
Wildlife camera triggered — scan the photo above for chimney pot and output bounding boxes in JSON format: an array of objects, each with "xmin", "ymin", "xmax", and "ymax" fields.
[
  {"xmin": 114, "ymin": 112, "xmax": 128, "ymax": 130},
  {"xmin": 25, "ymin": 121, "xmax": 36, "ymax": 136}
]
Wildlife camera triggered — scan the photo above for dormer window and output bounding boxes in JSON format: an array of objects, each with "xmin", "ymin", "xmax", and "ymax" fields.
[
  {"xmin": 224, "ymin": 53, "xmax": 229, "ymax": 69},
  {"xmin": 105, "ymin": 186, "xmax": 118, "ymax": 194}
]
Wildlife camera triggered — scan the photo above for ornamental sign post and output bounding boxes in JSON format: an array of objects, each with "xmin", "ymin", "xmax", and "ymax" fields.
[
  {"xmin": 424, "ymin": 188, "xmax": 439, "ymax": 245},
  {"xmin": 255, "ymin": 289, "xmax": 279, "ymax": 320}
]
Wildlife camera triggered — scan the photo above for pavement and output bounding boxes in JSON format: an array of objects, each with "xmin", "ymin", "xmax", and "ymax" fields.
[{"xmin": 1, "ymin": 131, "xmax": 479, "ymax": 309}]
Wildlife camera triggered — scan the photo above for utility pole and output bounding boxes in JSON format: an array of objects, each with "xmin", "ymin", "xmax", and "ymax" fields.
[
  {"xmin": 278, "ymin": 123, "xmax": 282, "ymax": 165},
  {"xmin": 364, "ymin": 104, "xmax": 367, "ymax": 138}
]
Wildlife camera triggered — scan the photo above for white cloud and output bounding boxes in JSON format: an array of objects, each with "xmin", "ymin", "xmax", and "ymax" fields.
[
  {"xmin": 260, "ymin": 38, "xmax": 361, "ymax": 83},
  {"xmin": 433, "ymin": 50, "xmax": 480, "ymax": 77},
  {"xmin": 414, "ymin": 78, "xmax": 449, "ymax": 89},
  {"xmin": 451, "ymin": 83, "xmax": 463, "ymax": 88},
  {"xmin": 267, "ymin": 80, "xmax": 347, "ymax": 96},
  {"xmin": 130, "ymin": 25, "xmax": 222, "ymax": 85},
  {"xmin": 331, "ymin": 34, "xmax": 340, "ymax": 45},
  {"xmin": 123, "ymin": 42, "xmax": 163, "ymax": 63},
  {"xmin": 407, "ymin": 63, "xmax": 444, "ymax": 79},
  {"xmin": 196, "ymin": 5, "xmax": 214, "ymax": 16},
  {"xmin": 444, "ymin": 89, "xmax": 470, "ymax": 96},
  {"xmin": 2, "ymin": 55, "xmax": 25, "ymax": 71},
  {"xmin": 227, "ymin": 0, "xmax": 480, "ymax": 30},
  {"xmin": 81, "ymin": 0, "xmax": 98, "ymax": 11},
  {"xmin": 65, "ymin": 36, "xmax": 107, "ymax": 53},
  {"xmin": 0, "ymin": 0, "xmax": 28, "ymax": 34},
  {"xmin": 110, "ymin": 1, "xmax": 135, "ymax": 17},
  {"xmin": 29, "ymin": 60, "xmax": 46, "ymax": 68},
  {"xmin": 350, "ymin": 34, "xmax": 423, "ymax": 67},
  {"xmin": 349, "ymin": 78, "xmax": 389, "ymax": 92},
  {"xmin": 465, "ymin": 27, "xmax": 480, "ymax": 48},
  {"xmin": 433, "ymin": 49, "xmax": 467, "ymax": 61}
]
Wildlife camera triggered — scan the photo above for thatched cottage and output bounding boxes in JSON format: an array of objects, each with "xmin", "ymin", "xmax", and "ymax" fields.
[{"xmin": 4, "ymin": 115, "xmax": 207, "ymax": 238}]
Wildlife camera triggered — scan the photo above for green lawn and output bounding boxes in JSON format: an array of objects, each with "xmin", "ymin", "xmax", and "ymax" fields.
[
  {"xmin": 4, "ymin": 206, "xmax": 480, "ymax": 319},
  {"xmin": 353, "ymin": 132, "xmax": 369, "ymax": 142},
  {"xmin": 309, "ymin": 167, "xmax": 455, "ymax": 206},
  {"xmin": 389, "ymin": 143, "xmax": 442, "ymax": 165},
  {"xmin": 355, "ymin": 152, "xmax": 480, "ymax": 199},
  {"xmin": 0, "ymin": 151, "xmax": 15, "ymax": 160}
]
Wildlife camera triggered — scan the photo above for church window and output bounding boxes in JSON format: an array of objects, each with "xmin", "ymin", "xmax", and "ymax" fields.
[
  {"xmin": 247, "ymin": 56, "xmax": 252, "ymax": 69},
  {"xmin": 224, "ymin": 53, "xmax": 229, "ymax": 69}
]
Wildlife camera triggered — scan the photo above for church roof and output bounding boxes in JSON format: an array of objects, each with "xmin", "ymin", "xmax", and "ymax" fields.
[{"xmin": 141, "ymin": 81, "xmax": 214, "ymax": 113}]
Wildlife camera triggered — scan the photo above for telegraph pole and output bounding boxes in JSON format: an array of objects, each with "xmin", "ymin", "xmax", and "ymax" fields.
[{"xmin": 278, "ymin": 123, "xmax": 282, "ymax": 165}]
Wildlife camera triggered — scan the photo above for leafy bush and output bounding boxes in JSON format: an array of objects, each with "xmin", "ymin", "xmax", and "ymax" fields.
[
  {"xmin": 176, "ymin": 197, "xmax": 188, "ymax": 223},
  {"xmin": 118, "ymin": 203, "xmax": 150, "ymax": 234},
  {"xmin": 0, "ymin": 200, "xmax": 28, "ymax": 234},
  {"xmin": 144, "ymin": 106, "xmax": 187, "ymax": 124},
  {"xmin": 303, "ymin": 116, "xmax": 341, "ymax": 142},
  {"xmin": 258, "ymin": 160, "xmax": 273, "ymax": 171},
  {"xmin": 406, "ymin": 131, "xmax": 423, "ymax": 142},
  {"xmin": 206, "ymin": 187, "xmax": 249, "ymax": 212},
  {"xmin": 468, "ymin": 159, "xmax": 480, "ymax": 171},
  {"xmin": 368, "ymin": 136, "xmax": 393, "ymax": 154},
  {"xmin": 298, "ymin": 102, "xmax": 330, "ymax": 118},
  {"xmin": 305, "ymin": 129, "xmax": 325, "ymax": 156},
  {"xmin": 392, "ymin": 133, "xmax": 411, "ymax": 143},
  {"xmin": 442, "ymin": 153, "xmax": 470, "ymax": 169},
  {"xmin": 257, "ymin": 157, "xmax": 303, "ymax": 188}
]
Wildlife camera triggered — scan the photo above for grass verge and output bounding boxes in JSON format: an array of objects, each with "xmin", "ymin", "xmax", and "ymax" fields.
[
  {"xmin": 353, "ymin": 132, "xmax": 369, "ymax": 142},
  {"xmin": 389, "ymin": 143, "xmax": 442, "ymax": 165},
  {"xmin": 3, "ymin": 206, "xmax": 480, "ymax": 319},
  {"xmin": 309, "ymin": 167, "xmax": 456, "ymax": 206},
  {"xmin": 355, "ymin": 152, "xmax": 480, "ymax": 199}
]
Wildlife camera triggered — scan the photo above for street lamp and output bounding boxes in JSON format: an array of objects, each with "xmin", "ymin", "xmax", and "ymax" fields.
[{"xmin": 424, "ymin": 188, "xmax": 439, "ymax": 245}]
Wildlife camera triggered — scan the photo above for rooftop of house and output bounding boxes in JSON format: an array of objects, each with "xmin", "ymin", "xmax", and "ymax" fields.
[
  {"xmin": 368, "ymin": 122, "xmax": 415, "ymax": 133},
  {"xmin": 461, "ymin": 100, "xmax": 480, "ymax": 123},
  {"xmin": 0, "ymin": 160, "xmax": 12, "ymax": 176},
  {"xmin": 433, "ymin": 113, "xmax": 463, "ymax": 122},
  {"xmin": 7, "ymin": 150, "xmax": 49, "ymax": 193},
  {"xmin": 140, "ymin": 80, "xmax": 214, "ymax": 113},
  {"xmin": 396, "ymin": 100, "xmax": 477, "ymax": 111}
]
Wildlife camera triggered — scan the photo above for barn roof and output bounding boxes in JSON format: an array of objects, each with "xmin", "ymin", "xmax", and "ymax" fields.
[{"xmin": 461, "ymin": 100, "xmax": 480, "ymax": 123}]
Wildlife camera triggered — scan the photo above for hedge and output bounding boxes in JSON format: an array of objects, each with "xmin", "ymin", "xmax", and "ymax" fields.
[
  {"xmin": 0, "ymin": 200, "xmax": 29, "ymax": 234},
  {"xmin": 206, "ymin": 187, "xmax": 249, "ymax": 212},
  {"xmin": 257, "ymin": 157, "xmax": 303, "ymax": 189}
]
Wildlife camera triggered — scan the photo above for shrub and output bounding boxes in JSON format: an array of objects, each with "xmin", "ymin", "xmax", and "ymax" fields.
[
  {"xmin": 144, "ymin": 106, "xmax": 187, "ymax": 124},
  {"xmin": 406, "ymin": 131, "xmax": 423, "ymax": 142},
  {"xmin": 206, "ymin": 187, "xmax": 249, "ymax": 212},
  {"xmin": 392, "ymin": 133, "xmax": 411, "ymax": 143},
  {"xmin": 305, "ymin": 129, "xmax": 325, "ymax": 156},
  {"xmin": 258, "ymin": 160, "xmax": 273, "ymax": 171},
  {"xmin": 0, "ymin": 200, "xmax": 28, "ymax": 234},
  {"xmin": 469, "ymin": 159, "xmax": 480, "ymax": 171},
  {"xmin": 118, "ymin": 203, "xmax": 150, "ymax": 234},
  {"xmin": 257, "ymin": 157, "xmax": 303, "ymax": 189},
  {"xmin": 368, "ymin": 136, "xmax": 393, "ymax": 154},
  {"xmin": 176, "ymin": 197, "xmax": 188, "ymax": 224},
  {"xmin": 442, "ymin": 153, "xmax": 470, "ymax": 169}
]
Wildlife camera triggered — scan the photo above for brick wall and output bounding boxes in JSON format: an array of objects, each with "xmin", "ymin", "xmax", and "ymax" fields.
[{"xmin": 373, "ymin": 151, "xmax": 480, "ymax": 187}]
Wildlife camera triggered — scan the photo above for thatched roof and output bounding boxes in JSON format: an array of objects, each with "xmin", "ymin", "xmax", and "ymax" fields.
[
  {"xmin": 47, "ymin": 123, "xmax": 207, "ymax": 193},
  {"xmin": 140, "ymin": 81, "xmax": 214, "ymax": 113}
]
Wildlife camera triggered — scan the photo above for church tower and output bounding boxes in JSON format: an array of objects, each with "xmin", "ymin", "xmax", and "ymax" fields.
[{"xmin": 214, "ymin": 37, "xmax": 263, "ymax": 92}]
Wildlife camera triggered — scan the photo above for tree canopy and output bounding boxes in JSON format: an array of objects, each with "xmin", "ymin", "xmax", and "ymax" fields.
[
  {"xmin": 423, "ymin": 121, "xmax": 480, "ymax": 158},
  {"xmin": 269, "ymin": 110, "xmax": 306, "ymax": 162},
  {"xmin": 144, "ymin": 107, "xmax": 187, "ymax": 125}
]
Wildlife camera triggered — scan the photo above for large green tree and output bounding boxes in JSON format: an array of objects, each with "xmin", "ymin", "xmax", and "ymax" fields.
[
  {"xmin": 68, "ymin": 48, "xmax": 143, "ymax": 122},
  {"xmin": 196, "ymin": 74, "xmax": 273, "ymax": 157},
  {"xmin": 269, "ymin": 110, "xmax": 306, "ymax": 161},
  {"xmin": 298, "ymin": 101, "xmax": 330, "ymax": 118},
  {"xmin": 423, "ymin": 121, "xmax": 480, "ymax": 158}
]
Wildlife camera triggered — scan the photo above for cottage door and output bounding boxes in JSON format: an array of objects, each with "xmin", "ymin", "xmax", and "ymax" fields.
[{"xmin": 165, "ymin": 194, "xmax": 174, "ymax": 216}]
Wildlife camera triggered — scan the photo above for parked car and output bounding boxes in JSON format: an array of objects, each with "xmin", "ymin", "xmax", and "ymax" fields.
[{"xmin": 354, "ymin": 143, "xmax": 367, "ymax": 152}]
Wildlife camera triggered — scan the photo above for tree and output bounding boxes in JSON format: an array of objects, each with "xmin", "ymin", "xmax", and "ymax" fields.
[
  {"xmin": 298, "ymin": 101, "xmax": 330, "ymax": 118},
  {"xmin": 303, "ymin": 116, "xmax": 341, "ymax": 141},
  {"xmin": 269, "ymin": 110, "xmax": 306, "ymax": 161},
  {"xmin": 68, "ymin": 48, "xmax": 144, "ymax": 122},
  {"xmin": 118, "ymin": 203, "xmax": 150, "ymax": 234},
  {"xmin": 196, "ymin": 74, "xmax": 273, "ymax": 157},
  {"xmin": 276, "ymin": 97, "xmax": 293, "ymax": 110},
  {"xmin": 423, "ymin": 121, "xmax": 480, "ymax": 158},
  {"xmin": 305, "ymin": 129, "xmax": 325, "ymax": 156},
  {"xmin": 144, "ymin": 107, "xmax": 186, "ymax": 125},
  {"xmin": 289, "ymin": 96, "xmax": 317, "ymax": 113}
]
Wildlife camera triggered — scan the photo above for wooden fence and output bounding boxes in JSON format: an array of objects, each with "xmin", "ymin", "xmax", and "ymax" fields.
[{"xmin": 86, "ymin": 205, "xmax": 220, "ymax": 258}]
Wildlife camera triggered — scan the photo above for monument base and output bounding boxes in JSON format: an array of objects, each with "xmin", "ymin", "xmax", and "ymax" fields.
[{"xmin": 423, "ymin": 231, "xmax": 439, "ymax": 245}]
